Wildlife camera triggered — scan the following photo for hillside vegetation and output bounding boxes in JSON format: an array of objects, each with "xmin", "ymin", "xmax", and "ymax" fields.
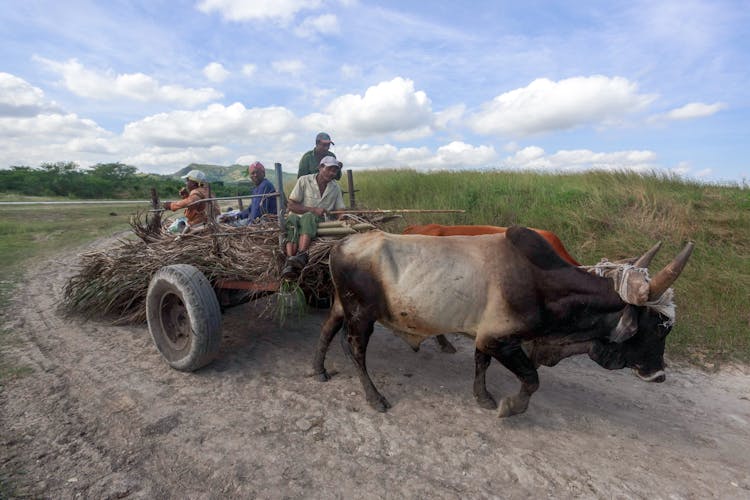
[{"xmin": 339, "ymin": 169, "xmax": 749, "ymax": 365}]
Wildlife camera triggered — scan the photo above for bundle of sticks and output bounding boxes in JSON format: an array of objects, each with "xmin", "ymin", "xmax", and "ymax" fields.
[{"xmin": 61, "ymin": 211, "xmax": 381, "ymax": 324}]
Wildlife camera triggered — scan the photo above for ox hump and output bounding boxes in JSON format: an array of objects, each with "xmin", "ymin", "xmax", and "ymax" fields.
[{"xmin": 506, "ymin": 225, "xmax": 571, "ymax": 271}]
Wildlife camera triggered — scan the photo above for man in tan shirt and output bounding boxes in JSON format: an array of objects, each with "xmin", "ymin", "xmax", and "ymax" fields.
[{"xmin": 282, "ymin": 156, "xmax": 345, "ymax": 279}]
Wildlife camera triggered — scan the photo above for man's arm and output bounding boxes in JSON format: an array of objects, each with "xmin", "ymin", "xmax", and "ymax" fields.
[
  {"xmin": 259, "ymin": 181, "xmax": 277, "ymax": 216},
  {"xmin": 165, "ymin": 190, "xmax": 202, "ymax": 210},
  {"xmin": 287, "ymin": 198, "xmax": 326, "ymax": 217}
]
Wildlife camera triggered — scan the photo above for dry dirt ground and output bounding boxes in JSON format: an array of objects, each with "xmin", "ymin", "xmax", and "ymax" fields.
[{"xmin": 2, "ymin": 239, "xmax": 750, "ymax": 499}]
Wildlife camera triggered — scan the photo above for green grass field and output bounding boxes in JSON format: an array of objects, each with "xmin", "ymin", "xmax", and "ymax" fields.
[{"xmin": 1, "ymin": 170, "xmax": 749, "ymax": 369}]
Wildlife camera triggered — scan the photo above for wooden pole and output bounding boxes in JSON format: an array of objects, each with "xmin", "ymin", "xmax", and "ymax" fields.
[
  {"xmin": 237, "ymin": 190, "xmax": 244, "ymax": 211},
  {"xmin": 346, "ymin": 169, "xmax": 356, "ymax": 208},
  {"xmin": 148, "ymin": 188, "xmax": 161, "ymax": 233},
  {"xmin": 275, "ymin": 162, "xmax": 286, "ymax": 248},
  {"xmin": 329, "ymin": 209, "xmax": 464, "ymax": 215}
]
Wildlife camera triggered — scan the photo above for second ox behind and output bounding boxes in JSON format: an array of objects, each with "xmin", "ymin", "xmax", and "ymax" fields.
[{"xmin": 313, "ymin": 226, "xmax": 693, "ymax": 417}]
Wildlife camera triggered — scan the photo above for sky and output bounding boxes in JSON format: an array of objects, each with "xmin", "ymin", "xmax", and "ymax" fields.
[{"xmin": 1, "ymin": 0, "xmax": 748, "ymax": 183}]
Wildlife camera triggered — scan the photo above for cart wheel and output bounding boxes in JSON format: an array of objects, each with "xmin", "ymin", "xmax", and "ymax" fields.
[{"xmin": 146, "ymin": 264, "xmax": 221, "ymax": 371}]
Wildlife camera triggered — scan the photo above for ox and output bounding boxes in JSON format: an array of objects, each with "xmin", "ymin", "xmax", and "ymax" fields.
[
  {"xmin": 313, "ymin": 226, "xmax": 693, "ymax": 417},
  {"xmin": 403, "ymin": 223, "xmax": 581, "ymax": 266},
  {"xmin": 403, "ymin": 223, "xmax": 581, "ymax": 353}
]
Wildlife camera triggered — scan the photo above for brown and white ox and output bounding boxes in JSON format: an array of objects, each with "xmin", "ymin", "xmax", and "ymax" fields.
[
  {"xmin": 313, "ymin": 226, "xmax": 693, "ymax": 417},
  {"xmin": 403, "ymin": 223, "xmax": 581, "ymax": 353}
]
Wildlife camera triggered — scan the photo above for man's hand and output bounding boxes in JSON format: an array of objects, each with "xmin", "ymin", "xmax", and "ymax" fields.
[
  {"xmin": 310, "ymin": 207, "xmax": 326, "ymax": 217},
  {"xmin": 162, "ymin": 201, "xmax": 172, "ymax": 211},
  {"xmin": 179, "ymin": 187, "xmax": 189, "ymax": 198}
]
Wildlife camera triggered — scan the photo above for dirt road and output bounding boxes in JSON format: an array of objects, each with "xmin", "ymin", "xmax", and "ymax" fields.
[{"xmin": 2, "ymin": 241, "xmax": 750, "ymax": 499}]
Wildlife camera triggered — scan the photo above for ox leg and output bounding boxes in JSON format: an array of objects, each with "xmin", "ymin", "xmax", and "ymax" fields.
[
  {"xmin": 312, "ymin": 299, "xmax": 344, "ymax": 382},
  {"xmin": 435, "ymin": 334, "xmax": 457, "ymax": 354},
  {"xmin": 484, "ymin": 339, "xmax": 539, "ymax": 418},
  {"xmin": 345, "ymin": 316, "xmax": 391, "ymax": 412},
  {"xmin": 473, "ymin": 349, "xmax": 498, "ymax": 410}
]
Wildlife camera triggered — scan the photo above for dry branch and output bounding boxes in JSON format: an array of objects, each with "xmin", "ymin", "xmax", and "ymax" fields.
[{"xmin": 60, "ymin": 211, "xmax": 385, "ymax": 324}]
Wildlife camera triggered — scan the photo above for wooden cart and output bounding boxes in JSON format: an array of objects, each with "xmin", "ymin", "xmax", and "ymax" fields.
[{"xmin": 145, "ymin": 163, "xmax": 358, "ymax": 372}]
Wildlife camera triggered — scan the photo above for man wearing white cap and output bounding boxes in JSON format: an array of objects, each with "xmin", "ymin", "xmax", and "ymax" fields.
[
  {"xmin": 282, "ymin": 156, "xmax": 345, "ymax": 279},
  {"xmin": 162, "ymin": 169, "xmax": 220, "ymax": 228}
]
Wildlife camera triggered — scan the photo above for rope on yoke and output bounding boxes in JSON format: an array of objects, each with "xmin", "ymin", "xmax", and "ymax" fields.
[{"xmin": 581, "ymin": 259, "xmax": 676, "ymax": 327}]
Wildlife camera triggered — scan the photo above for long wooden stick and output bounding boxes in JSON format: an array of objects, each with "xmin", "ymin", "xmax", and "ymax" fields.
[{"xmin": 329, "ymin": 209, "xmax": 464, "ymax": 214}]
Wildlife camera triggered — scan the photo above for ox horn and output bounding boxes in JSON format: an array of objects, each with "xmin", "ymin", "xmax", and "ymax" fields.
[
  {"xmin": 634, "ymin": 241, "xmax": 662, "ymax": 268},
  {"xmin": 648, "ymin": 242, "xmax": 695, "ymax": 300}
]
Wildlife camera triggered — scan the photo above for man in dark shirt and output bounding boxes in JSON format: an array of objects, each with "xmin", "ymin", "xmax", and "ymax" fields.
[
  {"xmin": 219, "ymin": 162, "xmax": 277, "ymax": 225},
  {"xmin": 297, "ymin": 132, "xmax": 342, "ymax": 180}
]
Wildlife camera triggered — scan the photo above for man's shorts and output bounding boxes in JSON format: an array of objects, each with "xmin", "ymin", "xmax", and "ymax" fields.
[{"xmin": 285, "ymin": 212, "xmax": 322, "ymax": 243}]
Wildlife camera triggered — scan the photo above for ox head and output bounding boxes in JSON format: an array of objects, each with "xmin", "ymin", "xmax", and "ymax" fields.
[{"xmin": 588, "ymin": 241, "xmax": 694, "ymax": 382}]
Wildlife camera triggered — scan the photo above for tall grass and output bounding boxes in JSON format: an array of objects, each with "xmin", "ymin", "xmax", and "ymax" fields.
[{"xmin": 350, "ymin": 169, "xmax": 750, "ymax": 364}]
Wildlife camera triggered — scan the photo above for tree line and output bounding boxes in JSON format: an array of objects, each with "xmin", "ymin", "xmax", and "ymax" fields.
[{"xmin": 0, "ymin": 162, "xmax": 243, "ymax": 199}]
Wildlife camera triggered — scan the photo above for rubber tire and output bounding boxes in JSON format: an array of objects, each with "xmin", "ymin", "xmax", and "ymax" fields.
[{"xmin": 146, "ymin": 264, "xmax": 222, "ymax": 371}]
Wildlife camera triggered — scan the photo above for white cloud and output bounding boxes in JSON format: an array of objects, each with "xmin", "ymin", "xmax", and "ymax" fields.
[
  {"xmin": 36, "ymin": 57, "xmax": 222, "ymax": 107},
  {"xmin": 0, "ymin": 113, "xmax": 109, "ymax": 140},
  {"xmin": 324, "ymin": 77, "xmax": 434, "ymax": 136},
  {"xmin": 671, "ymin": 161, "xmax": 691, "ymax": 175},
  {"xmin": 123, "ymin": 145, "xmax": 230, "ymax": 170},
  {"xmin": 203, "ymin": 62, "xmax": 230, "ymax": 83},
  {"xmin": 0, "ymin": 112, "xmax": 119, "ymax": 168},
  {"xmin": 295, "ymin": 14, "xmax": 339, "ymax": 38},
  {"xmin": 241, "ymin": 64, "xmax": 257, "ymax": 77},
  {"xmin": 658, "ymin": 101, "xmax": 726, "ymax": 121},
  {"xmin": 0, "ymin": 72, "xmax": 60, "ymax": 117},
  {"xmin": 468, "ymin": 76, "xmax": 657, "ymax": 137},
  {"xmin": 272, "ymin": 59, "xmax": 305, "ymax": 76},
  {"xmin": 196, "ymin": 0, "xmax": 322, "ymax": 22},
  {"xmin": 694, "ymin": 168, "xmax": 713, "ymax": 178},
  {"xmin": 501, "ymin": 146, "xmax": 658, "ymax": 173},
  {"xmin": 434, "ymin": 104, "xmax": 465, "ymax": 130},
  {"xmin": 337, "ymin": 141, "xmax": 496, "ymax": 170},
  {"xmin": 122, "ymin": 102, "xmax": 300, "ymax": 147}
]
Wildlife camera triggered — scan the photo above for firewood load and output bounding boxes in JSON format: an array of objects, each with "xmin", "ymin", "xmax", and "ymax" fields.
[{"xmin": 61, "ymin": 212, "xmax": 382, "ymax": 324}]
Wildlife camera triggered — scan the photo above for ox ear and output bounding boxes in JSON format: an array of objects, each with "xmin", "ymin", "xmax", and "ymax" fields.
[{"xmin": 610, "ymin": 306, "xmax": 639, "ymax": 343}]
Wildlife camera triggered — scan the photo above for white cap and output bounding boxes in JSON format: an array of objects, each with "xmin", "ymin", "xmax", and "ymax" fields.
[
  {"xmin": 181, "ymin": 169, "xmax": 207, "ymax": 183},
  {"xmin": 319, "ymin": 156, "xmax": 339, "ymax": 168}
]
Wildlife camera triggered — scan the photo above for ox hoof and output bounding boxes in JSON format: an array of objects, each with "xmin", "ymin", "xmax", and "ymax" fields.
[
  {"xmin": 368, "ymin": 395, "xmax": 392, "ymax": 413},
  {"xmin": 497, "ymin": 396, "xmax": 529, "ymax": 418},
  {"xmin": 475, "ymin": 393, "xmax": 498, "ymax": 410},
  {"xmin": 315, "ymin": 368, "xmax": 338, "ymax": 382}
]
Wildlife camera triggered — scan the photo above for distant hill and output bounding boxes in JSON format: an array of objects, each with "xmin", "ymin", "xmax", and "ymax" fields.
[{"xmin": 171, "ymin": 163, "xmax": 297, "ymax": 185}]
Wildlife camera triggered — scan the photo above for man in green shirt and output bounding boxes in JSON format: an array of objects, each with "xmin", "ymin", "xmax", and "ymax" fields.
[
  {"xmin": 297, "ymin": 132, "xmax": 342, "ymax": 180},
  {"xmin": 282, "ymin": 156, "xmax": 346, "ymax": 279}
]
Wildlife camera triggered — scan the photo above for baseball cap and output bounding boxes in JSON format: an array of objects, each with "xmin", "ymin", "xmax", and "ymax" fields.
[
  {"xmin": 315, "ymin": 132, "xmax": 334, "ymax": 145},
  {"xmin": 319, "ymin": 156, "xmax": 340, "ymax": 168},
  {"xmin": 181, "ymin": 169, "xmax": 207, "ymax": 183}
]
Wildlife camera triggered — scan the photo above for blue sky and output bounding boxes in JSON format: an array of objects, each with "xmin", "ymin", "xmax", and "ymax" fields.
[{"xmin": 1, "ymin": 0, "xmax": 748, "ymax": 183}]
